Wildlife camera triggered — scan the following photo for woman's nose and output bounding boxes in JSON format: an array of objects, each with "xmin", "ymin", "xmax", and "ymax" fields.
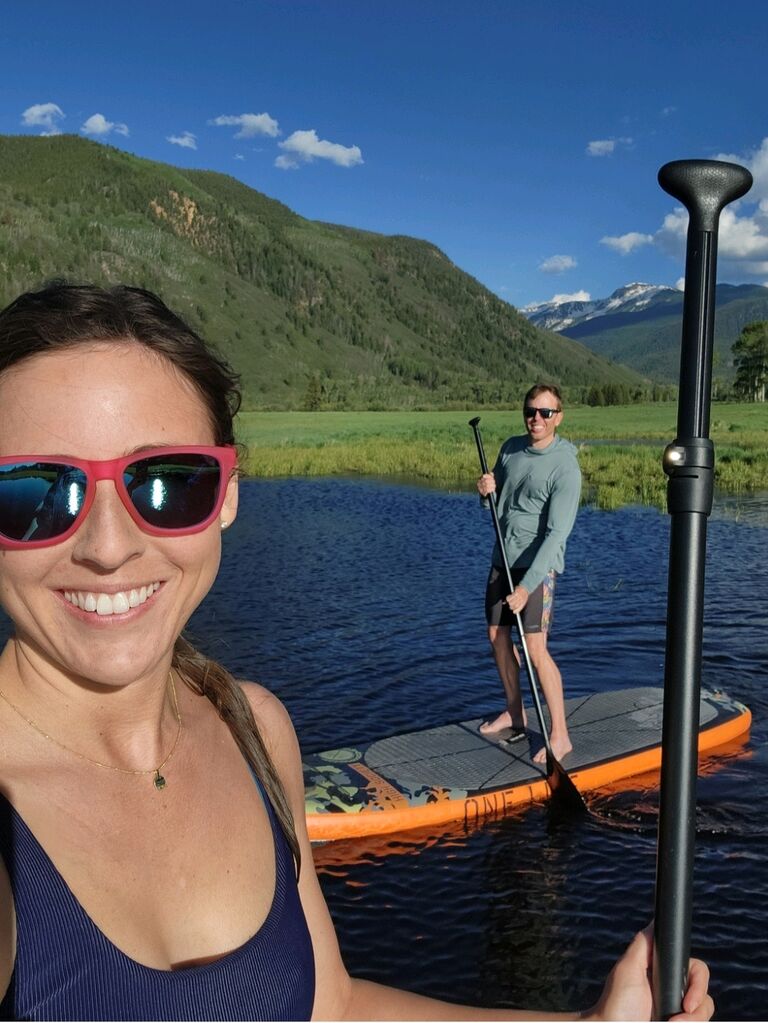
[{"xmin": 70, "ymin": 480, "xmax": 146, "ymax": 569}]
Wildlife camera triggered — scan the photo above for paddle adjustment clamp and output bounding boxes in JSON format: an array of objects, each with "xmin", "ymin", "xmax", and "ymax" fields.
[{"xmin": 662, "ymin": 437, "xmax": 714, "ymax": 516}]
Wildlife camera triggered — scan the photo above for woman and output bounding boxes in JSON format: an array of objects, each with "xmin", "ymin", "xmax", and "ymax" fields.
[{"xmin": 0, "ymin": 282, "xmax": 711, "ymax": 1021}]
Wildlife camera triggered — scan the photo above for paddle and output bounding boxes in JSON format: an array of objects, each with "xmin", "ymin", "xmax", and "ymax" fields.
[
  {"xmin": 653, "ymin": 160, "xmax": 752, "ymax": 1018},
  {"xmin": 469, "ymin": 416, "xmax": 587, "ymax": 817}
]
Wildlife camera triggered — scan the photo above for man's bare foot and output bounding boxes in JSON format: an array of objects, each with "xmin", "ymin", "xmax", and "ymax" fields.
[
  {"xmin": 479, "ymin": 710, "xmax": 526, "ymax": 736},
  {"xmin": 532, "ymin": 736, "xmax": 573, "ymax": 764}
]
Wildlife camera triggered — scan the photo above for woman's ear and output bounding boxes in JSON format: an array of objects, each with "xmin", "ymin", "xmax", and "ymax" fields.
[{"xmin": 221, "ymin": 473, "xmax": 239, "ymax": 529}]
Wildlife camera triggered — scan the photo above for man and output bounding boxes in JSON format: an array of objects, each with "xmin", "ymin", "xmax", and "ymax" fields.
[{"xmin": 476, "ymin": 383, "xmax": 581, "ymax": 764}]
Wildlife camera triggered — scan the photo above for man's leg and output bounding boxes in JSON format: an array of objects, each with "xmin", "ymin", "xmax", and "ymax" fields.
[
  {"xmin": 480, "ymin": 625, "xmax": 528, "ymax": 735},
  {"xmin": 525, "ymin": 631, "xmax": 572, "ymax": 763}
]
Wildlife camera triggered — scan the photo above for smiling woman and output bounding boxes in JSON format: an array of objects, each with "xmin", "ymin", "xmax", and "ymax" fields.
[{"xmin": 0, "ymin": 282, "xmax": 713, "ymax": 1022}]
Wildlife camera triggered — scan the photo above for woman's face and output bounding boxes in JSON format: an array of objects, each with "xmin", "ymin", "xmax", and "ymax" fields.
[{"xmin": 0, "ymin": 342, "xmax": 238, "ymax": 687}]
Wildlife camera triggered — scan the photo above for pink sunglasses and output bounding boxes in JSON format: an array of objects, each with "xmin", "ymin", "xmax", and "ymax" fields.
[{"xmin": 0, "ymin": 445, "xmax": 237, "ymax": 549}]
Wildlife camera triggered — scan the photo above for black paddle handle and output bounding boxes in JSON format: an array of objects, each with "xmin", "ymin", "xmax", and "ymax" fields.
[
  {"xmin": 659, "ymin": 160, "xmax": 752, "ymax": 441},
  {"xmin": 468, "ymin": 418, "xmax": 553, "ymax": 758},
  {"xmin": 653, "ymin": 160, "xmax": 752, "ymax": 1020}
]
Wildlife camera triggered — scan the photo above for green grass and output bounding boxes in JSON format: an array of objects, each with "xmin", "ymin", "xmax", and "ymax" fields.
[{"xmin": 235, "ymin": 402, "xmax": 768, "ymax": 509}]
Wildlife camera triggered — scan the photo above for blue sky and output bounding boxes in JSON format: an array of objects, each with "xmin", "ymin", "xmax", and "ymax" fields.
[{"xmin": 3, "ymin": 0, "xmax": 768, "ymax": 309}]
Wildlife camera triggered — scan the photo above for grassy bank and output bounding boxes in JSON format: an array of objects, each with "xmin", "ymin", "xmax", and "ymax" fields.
[{"xmin": 236, "ymin": 403, "xmax": 768, "ymax": 510}]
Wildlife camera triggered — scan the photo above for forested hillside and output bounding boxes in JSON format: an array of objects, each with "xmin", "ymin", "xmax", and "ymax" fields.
[{"xmin": 0, "ymin": 135, "xmax": 643, "ymax": 409}]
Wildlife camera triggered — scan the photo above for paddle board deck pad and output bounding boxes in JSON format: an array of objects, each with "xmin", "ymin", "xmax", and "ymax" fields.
[{"xmin": 304, "ymin": 686, "xmax": 750, "ymax": 841}]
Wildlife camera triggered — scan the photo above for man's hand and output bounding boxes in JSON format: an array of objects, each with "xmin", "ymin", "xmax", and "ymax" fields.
[
  {"xmin": 477, "ymin": 472, "xmax": 496, "ymax": 497},
  {"xmin": 587, "ymin": 928, "xmax": 713, "ymax": 1022},
  {"xmin": 505, "ymin": 586, "xmax": 529, "ymax": 614}
]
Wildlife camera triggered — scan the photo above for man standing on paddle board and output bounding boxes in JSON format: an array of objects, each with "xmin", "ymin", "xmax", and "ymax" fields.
[{"xmin": 477, "ymin": 383, "xmax": 581, "ymax": 764}]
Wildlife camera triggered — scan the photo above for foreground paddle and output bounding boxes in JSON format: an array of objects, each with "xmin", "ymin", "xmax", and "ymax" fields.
[
  {"xmin": 469, "ymin": 416, "xmax": 587, "ymax": 818},
  {"xmin": 653, "ymin": 159, "xmax": 752, "ymax": 1018}
]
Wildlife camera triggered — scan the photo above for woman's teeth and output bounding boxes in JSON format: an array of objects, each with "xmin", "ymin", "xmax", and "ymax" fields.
[{"xmin": 63, "ymin": 583, "xmax": 160, "ymax": 616}]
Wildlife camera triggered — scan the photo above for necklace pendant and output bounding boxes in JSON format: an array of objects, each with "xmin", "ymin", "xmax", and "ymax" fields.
[{"xmin": 153, "ymin": 771, "xmax": 167, "ymax": 790}]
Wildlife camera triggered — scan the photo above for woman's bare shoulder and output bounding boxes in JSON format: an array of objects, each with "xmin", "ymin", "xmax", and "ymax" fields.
[
  {"xmin": 239, "ymin": 680, "xmax": 294, "ymax": 734},
  {"xmin": 237, "ymin": 681, "xmax": 302, "ymax": 778}
]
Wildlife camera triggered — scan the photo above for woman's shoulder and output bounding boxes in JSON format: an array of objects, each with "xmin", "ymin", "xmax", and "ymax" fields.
[
  {"xmin": 239, "ymin": 680, "xmax": 295, "ymax": 736},
  {"xmin": 237, "ymin": 681, "xmax": 303, "ymax": 795}
]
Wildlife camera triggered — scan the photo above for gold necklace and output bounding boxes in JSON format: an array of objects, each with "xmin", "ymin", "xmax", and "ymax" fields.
[{"xmin": 0, "ymin": 671, "xmax": 182, "ymax": 790}]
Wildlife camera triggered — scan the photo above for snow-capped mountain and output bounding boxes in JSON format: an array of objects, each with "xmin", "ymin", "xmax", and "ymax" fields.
[
  {"xmin": 523, "ymin": 282, "xmax": 679, "ymax": 332},
  {"xmin": 521, "ymin": 281, "xmax": 768, "ymax": 381}
]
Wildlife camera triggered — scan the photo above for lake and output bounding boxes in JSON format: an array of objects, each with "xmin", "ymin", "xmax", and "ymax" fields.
[
  {"xmin": 187, "ymin": 478, "xmax": 766, "ymax": 1021},
  {"xmin": 1, "ymin": 477, "xmax": 765, "ymax": 1018}
]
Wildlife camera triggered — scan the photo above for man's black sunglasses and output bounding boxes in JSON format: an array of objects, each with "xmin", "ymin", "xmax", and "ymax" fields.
[{"xmin": 523, "ymin": 406, "xmax": 561, "ymax": 420}]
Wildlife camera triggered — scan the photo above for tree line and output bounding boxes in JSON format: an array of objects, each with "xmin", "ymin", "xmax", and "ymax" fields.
[{"xmin": 733, "ymin": 321, "xmax": 768, "ymax": 402}]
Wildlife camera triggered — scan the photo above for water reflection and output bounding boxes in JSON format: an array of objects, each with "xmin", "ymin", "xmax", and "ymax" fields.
[{"xmin": 712, "ymin": 490, "xmax": 768, "ymax": 527}]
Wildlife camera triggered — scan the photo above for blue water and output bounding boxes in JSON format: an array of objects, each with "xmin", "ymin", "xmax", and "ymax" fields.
[
  {"xmin": 192, "ymin": 478, "xmax": 767, "ymax": 1020},
  {"xmin": 1, "ymin": 478, "xmax": 765, "ymax": 1018}
]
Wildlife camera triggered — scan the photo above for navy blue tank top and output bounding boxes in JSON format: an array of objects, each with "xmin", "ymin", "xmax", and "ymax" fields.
[{"xmin": 0, "ymin": 780, "xmax": 315, "ymax": 1020}]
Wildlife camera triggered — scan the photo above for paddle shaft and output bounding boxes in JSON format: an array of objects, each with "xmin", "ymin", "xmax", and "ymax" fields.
[
  {"xmin": 654, "ymin": 160, "xmax": 752, "ymax": 1019},
  {"xmin": 469, "ymin": 419, "xmax": 553, "ymax": 758}
]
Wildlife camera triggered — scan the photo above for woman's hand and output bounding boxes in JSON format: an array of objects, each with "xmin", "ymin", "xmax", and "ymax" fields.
[
  {"xmin": 587, "ymin": 928, "xmax": 713, "ymax": 1022},
  {"xmin": 477, "ymin": 473, "xmax": 496, "ymax": 497}
]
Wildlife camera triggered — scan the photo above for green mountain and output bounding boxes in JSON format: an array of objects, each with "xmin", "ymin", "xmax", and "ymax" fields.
[
  {"xmin": 558, "ymin": 284, "xmax": 768, "ymax": 384},
  {"xmin": 0, "ymin": 134, "xmax": 643, "ymax": 409}
]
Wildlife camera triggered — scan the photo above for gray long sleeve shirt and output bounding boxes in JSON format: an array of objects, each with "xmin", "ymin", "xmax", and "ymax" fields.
[{"xmin": 491, "ymin": 433, "xmax": 581, "ymax": 594}]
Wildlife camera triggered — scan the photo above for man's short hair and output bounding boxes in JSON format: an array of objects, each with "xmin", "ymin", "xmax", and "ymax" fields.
[{"xmin": 524, "ymin": 382, "xmax": 562, "ymax": 407}]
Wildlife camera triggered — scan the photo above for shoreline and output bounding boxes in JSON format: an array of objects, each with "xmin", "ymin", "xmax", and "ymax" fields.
[{"xmin": 236, "ymin": 403, "xmax": 768, "ymax": 510}]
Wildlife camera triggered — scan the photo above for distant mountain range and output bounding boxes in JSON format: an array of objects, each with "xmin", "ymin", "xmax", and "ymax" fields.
[
  {"xmin": 523, "ymin": 282, "xmax": 768, "ymax": 382},
  {"xmin": 0, "ymin": 134, "xmax": 643, "ymax": 410}
]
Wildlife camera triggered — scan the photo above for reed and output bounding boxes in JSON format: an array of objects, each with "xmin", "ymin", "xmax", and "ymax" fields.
[{"xmin": 236, "ymin": 403, "xmax": 768, "ymax": 509}]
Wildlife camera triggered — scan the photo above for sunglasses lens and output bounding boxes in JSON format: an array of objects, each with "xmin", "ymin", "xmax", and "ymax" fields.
[
  {"xmin": 524, "ymin": 406, "xmax": 557, "ymax": 420},
  {"xmin": 125, "ymin": 453, "xmax": 222, "ymax": 530},
  {"xmin": 0, "ymin": 462, "xmax": 87, "ymax": 542}
]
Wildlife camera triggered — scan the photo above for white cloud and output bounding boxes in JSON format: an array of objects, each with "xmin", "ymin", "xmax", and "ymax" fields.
[
  {"xmin": 81, "ymin": 113, "xmax": 129, "ymax": 137},
  {"xmin": 209, "ymin": 113, "xmax": 279, "ymax": 138},
  {"xmin": 649, "ymin": 141, "xmax": 768, "ymax": 280},
  {"xmin": 275, "ymin": 154, "xmax": 299, "ymax": 170},
  {"xmin": 167, "ymin": 131, "xmax": 197, "ymax": 150},
  {"xmin": 234, "ymin": 153, "xmax": 244, "ymax": 160},
  {"xmin": 550, "ymin": 290, "xmax": 591, "ymax": 304},
  {"xmin": 655, "ymin": 208, "xmax": 688, "ymax": 255},
  {"xmin": 276, "ymin": 129, "xmax": 363, "ymax": 169},
  {"xmin": 587, "ymin": 139, "xmax": 615, "ymax": 157},
  {"xmin": 539, "ymin": 254, "xmax": 577, "ymax": 273},
  {"xmin": 22, "ymin": 102, "xmax": 64, "ymax": 134},
  {"xmin": 675, "ymin": 277, "xmax": 685, "ymax": 291},
  {"xmin": 719, "ymin": 206, "xmax": 768, "ymax": 260},
  {"xmin": 586, "ymin": 136, "xmax": 633, "ymax": 157},
  {"xmin": 601, "ymin": 231, "xmax": 654, "ymax": 254},
  {"xmin": 656, "ymin": 203, "xmax": 768, "ymax": 271},
  {"xmin": 716, "ymin": 137, "xmax": 768, "ymax": 203}
]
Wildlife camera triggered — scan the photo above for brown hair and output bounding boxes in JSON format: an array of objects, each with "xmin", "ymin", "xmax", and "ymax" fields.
[
  {"xmin": 524, "ymin": 382, "xmax": 563, "ymax": 409},
  {"xmin": 0, "ymin": 281, "xmax": 300, "ymax": 870}
]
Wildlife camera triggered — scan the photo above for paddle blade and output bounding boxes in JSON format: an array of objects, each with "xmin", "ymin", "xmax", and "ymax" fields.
[{"xmin": 546, "ymin": 755, "xmax": 588, "ymax": 816}]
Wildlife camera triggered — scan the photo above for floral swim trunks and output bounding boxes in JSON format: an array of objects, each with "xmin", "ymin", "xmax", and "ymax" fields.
[{"xmin": 484, "ymin": 565, "xmax": 556, "ymax": 633}]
